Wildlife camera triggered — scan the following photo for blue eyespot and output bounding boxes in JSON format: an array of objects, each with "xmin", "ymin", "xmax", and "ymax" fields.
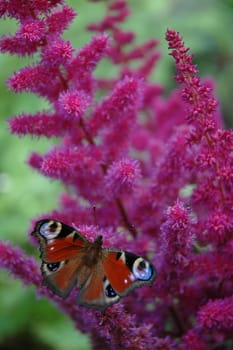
[{"xmin": 133, "ymin": 258, "xmax": 154, "ymax": 281}]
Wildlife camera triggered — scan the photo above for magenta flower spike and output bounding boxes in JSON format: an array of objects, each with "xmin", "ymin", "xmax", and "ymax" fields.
[{"xmin": 1, "ymin": 1, "xmax": 233, "ymax": 349}]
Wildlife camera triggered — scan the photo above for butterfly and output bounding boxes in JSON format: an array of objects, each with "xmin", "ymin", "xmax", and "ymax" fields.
[{"xmin": 32, "ymin": 219, "xmax": 157, "ymax": 311}]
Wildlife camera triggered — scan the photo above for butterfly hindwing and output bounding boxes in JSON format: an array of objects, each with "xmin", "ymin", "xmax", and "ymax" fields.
[
  {"xmin": 41, "ymin": 257, "xmax": 83, "ymax": 297},
  {"xmin": 77, "ymin": 264, "xmax": 120, "ymax": 310}
]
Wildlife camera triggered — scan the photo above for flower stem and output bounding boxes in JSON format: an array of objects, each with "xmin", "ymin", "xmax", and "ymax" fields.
[
  {"xmin": 168, "ymin": 304, "xmax": 185, "ymax": 336},
  {"xmin": 115, "ymin": 197, "xmax": 137, "ymax": 238},
  {"xmin": 79, "ymin": 117, "xmax": 138, "ymax": 237}
]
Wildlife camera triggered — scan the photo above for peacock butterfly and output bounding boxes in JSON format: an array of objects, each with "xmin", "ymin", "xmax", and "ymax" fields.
[{"xmin": 32, "ymin": 219, "xmax": 157, "ymax": 311}]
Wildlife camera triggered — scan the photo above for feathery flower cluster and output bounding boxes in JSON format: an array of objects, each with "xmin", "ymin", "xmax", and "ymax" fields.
[{"xmin": 1, "ymin": 1, "xmax": 233, "ymax": 349}]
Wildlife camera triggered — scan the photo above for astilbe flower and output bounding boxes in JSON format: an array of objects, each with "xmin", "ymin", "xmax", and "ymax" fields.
[{"xmin": 1, "ymin": 1, "xmax": 233, "ymax": 349}]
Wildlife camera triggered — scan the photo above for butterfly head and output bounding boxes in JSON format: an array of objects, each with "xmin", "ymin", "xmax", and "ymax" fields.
[{"xmin": 94, "ymin": 235, "xmax": 103, "ymax": 247}]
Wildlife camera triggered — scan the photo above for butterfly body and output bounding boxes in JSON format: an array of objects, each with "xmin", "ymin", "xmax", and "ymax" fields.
[{"xmin": 32, "ymin": 219, "xmax": 157, "ymax": 310}]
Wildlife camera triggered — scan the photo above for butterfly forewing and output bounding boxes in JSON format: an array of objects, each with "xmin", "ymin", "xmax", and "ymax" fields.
[
  {"xmin": 103, "ymin": 250, "xmax": 156, "ymax": 297},
  {"xmin": 33, "ymin": 219, "xmax": 91, "ymax": 297},
  {"xmin": 33, "ymin": 219, "xmax": 88, "ymax": 262}
]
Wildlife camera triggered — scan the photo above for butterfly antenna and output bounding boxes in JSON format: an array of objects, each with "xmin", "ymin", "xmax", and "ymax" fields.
[{"xmin": 92, "ymin": 205, "xmax": 97, "ymax": 226}]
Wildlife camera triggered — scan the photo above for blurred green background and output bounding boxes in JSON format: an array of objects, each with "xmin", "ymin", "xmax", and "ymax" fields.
[{"xmin": 0, "ymin": 0, "xmax": 232, "ymax": 349}]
